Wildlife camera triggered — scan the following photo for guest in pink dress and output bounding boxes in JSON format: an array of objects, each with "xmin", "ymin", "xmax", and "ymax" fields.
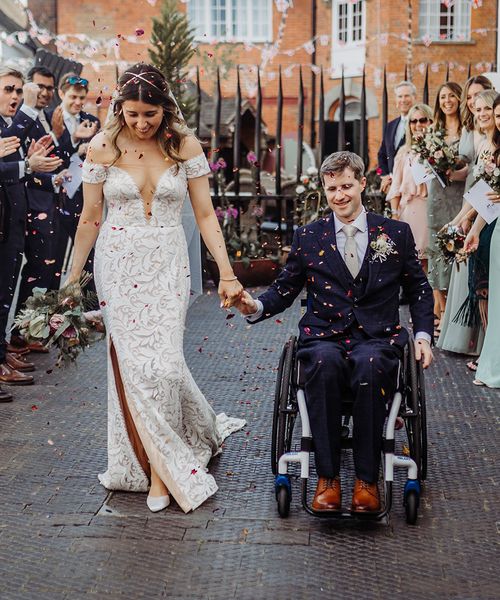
[{"xmin": 387, "ymin": 103, "xmax": 434, "ymax": 272}]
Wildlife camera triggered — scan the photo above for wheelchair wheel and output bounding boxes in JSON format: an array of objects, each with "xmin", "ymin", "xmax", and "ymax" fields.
[
  {"xmin": 277, "ymin": 485, "xmax": 291, "ymax": 518},
  {"xmin": 405, "ymin": 341, "xmax": 428, "ymax": 481},
  {"xmin": 405, "ymin": 489, "xmax": 419, "ymax": 525},
  {"xmin": 271, "ymin": 336, "xmax": 298, "ymax": 475}
]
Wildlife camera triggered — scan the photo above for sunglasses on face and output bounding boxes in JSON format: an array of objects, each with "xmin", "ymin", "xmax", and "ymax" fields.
[
  {"xmin": 409, "ymin": 117, "xmax": 430, "ymax": 125},
  {"xmin": 66, "ymin": 76, "xmax": 88, "ymax": 86},
  {"xmin": 36, "ymin": 84, "xmax": 55, "ymax": 93},
  {"xmin": 3, "ymin": 85, "xmax": 23, "ymax": 95}
]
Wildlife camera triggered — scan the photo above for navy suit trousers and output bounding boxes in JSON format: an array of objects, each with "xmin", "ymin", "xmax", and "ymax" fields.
[
  {"xmin": 297, "ymin": 328, "xmax": 402, "ymax": 482},
  {"xmin": 0, "ymin": 189, "xmax": 27, "ymax": 363}
]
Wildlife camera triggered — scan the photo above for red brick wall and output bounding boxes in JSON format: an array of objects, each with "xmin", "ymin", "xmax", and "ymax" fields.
[{"xmin": 51, "ymin": 0, "xmax": 497, "ymax": 168}]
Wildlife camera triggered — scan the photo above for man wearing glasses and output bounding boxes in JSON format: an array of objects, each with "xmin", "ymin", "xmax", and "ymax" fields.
[{"xmin": 0, "ymin": 66, "xmax": 63, "ymax": 391}]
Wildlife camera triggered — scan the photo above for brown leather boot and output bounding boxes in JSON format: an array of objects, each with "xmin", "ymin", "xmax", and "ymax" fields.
[
  {"xmin": 6, "ymin": 343, "xmax": 30, "ymax": 356},
  {"xmin": 312, "ymin": 476, "xmax": 342, "ymax": 511},
  {"xmin": 0, "ymin": 363, "xmax": 34, "ymax": 385},
  {"xmin": 0, "ymin": 385, "xmax": 13, "ymax": 402},
  {"xmin": 9, "ymin": 335, "xmax": 49, "ymax": 354},
  {"xmin": 6, "ymin": 353, "xmax": 35, "ymax": 373},
  {"xmin": 351, "ymin": 479, "xmax": 381, "ymax": 513}
]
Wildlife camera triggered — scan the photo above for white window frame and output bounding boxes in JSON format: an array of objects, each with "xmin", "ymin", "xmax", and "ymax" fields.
[
  {"xmin": 188, "ymin": 0, "xmax": 273, "ymax": 43},
  {"xmin": 419, "ymin": 0, "xmax": 472, "ymax": 42},
  {"xmin": 331, "ymin": 0, "xmax": 366, "ymax": 78}
]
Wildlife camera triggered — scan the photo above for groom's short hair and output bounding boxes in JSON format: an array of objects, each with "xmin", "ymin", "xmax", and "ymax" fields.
[{"xmin": 320, "ymin": 151, "xmax": 365, "ymax": 184}]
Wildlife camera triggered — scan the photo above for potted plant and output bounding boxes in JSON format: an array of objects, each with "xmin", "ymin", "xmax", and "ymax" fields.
[{"xmin": 206, "ymin": 157, "xmax": 280, "ymax": 287}]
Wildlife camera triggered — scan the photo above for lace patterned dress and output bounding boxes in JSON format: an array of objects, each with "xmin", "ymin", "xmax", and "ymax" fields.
[{"xmin": 82, "ymin": 153, "xmax": 245, "ymax": 512}]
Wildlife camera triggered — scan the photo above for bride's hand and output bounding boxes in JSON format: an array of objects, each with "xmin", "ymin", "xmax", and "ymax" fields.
[{"xmin": 218, "ymin": 278, "xmax": 243, "ymax": 308}]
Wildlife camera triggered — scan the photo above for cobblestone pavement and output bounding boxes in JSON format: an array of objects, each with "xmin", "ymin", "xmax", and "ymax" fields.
[{"xmin": 0, "ymin": 289, "xmax": 498, "ymax": 600}]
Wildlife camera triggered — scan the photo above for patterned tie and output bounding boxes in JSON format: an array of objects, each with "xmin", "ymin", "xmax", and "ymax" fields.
[{"xmin": 342, "ymin": 224, "xmax": 359, "ymax": 278}]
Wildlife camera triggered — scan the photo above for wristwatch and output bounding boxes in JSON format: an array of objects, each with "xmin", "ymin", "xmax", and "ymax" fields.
[{"xmin": 24, "ymin": 157, "xmax": 33, "ymax": 175}]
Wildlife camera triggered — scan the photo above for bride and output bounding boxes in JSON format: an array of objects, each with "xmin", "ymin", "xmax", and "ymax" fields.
[{"xmin": 67, "ymin": 63, "xmax": 245, "ymax": 513}]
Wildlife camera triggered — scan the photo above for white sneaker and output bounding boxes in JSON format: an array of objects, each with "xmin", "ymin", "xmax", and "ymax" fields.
[{"xmin": 146, "ymin": 494, "xmax": 170, "ymax": 512}]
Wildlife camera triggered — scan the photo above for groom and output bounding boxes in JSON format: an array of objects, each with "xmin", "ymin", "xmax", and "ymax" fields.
[{"xmin": 235, "ymin": 151, "xmax": 433, "ymax": 513}]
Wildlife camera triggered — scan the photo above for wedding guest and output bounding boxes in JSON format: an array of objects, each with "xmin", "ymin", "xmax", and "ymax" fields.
[
  {"xmin": 50, "ymin": 73, "xmax": 100, "ymax": 289},
  {"xmin": 426, "ymin": 82, "xmax": 464, "ymax": 334},
  {"xmin": 453, "ymin": 91, "xmax": 499, "ymax": 367},
  {"xmin": 463, "ymin": 94, "xmax": 500, "ymax": 387},
  {"xmin": 378, "ymin": 81, "xmax": 417, "ymax": 194},
  {"xmin": 0, "ymin": 66, "xmax": 62, "ymax": 389},
  {"xmin": 438, "ymin": 78, "xmax": 494, "ymax": 358},
  {"xmin": 10, "ymin": 66, "xmax": 68, "ymax": 352},
  {"xmin": 387, "ymin": 103, "xmax": 433, "ymax": 271}
]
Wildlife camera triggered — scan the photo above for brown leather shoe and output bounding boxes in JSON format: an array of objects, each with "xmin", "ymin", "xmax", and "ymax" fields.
[
  {"xmin": 0, "ymin": 363, "xmax": 34, "ymax": 386},
  {"xmin": 6, "ymin": 343, "xmax": 30, "ymax": 356},
  {"xmin": 0, "ymin": 385, "xmax": 13, "ymax": 402},
  {"xmin": 6, "ymin": 352, "xmax": 35, "ymax": 372},
  {"xmin": 351, "ymin": 479, "xmax": 381, "ymax": 513},
  {"xmin": 9, "ymin": 336, "xmax": 49, "ymax": 354},
  {"xmin": 312, "ymin": 476, "xmax": 342, "ymax": 511}
]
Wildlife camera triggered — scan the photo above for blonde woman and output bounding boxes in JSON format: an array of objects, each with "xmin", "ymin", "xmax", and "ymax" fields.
[
  {"xmin": 67, "ymin": 63, "xmax": 245, "ymax": 513},
  {"xmin": 387, "ymin": 103, "xmax": 433, "ymax": 271}
]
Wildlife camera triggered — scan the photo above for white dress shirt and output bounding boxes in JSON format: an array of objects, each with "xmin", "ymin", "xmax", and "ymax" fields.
[
  {"xmin": 3, "ymin": 104, "xmax": 38, "ymax": 176},
  {"xmin": 63, "ymin": 109, "xmax": 80, "ymax": 148},
  {"xmin": 394, "ymin": 115, "xmax": 407, "ymax": 150}
]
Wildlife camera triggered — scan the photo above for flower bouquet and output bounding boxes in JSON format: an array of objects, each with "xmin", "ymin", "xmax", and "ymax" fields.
[
  {"xmin": 436, "ymin": 224, "xmax": 466, "ymax": 269},
  {"xmin": 472, "ymin": 150, "xmax": 500, "ymax": 192},
  {"xmin": 13, "ymin": 272, "xmax": 105, "ymax": 366},
  {"xmin": 411, "ymin": 129, "xmax": 464, "ymax": 188}
]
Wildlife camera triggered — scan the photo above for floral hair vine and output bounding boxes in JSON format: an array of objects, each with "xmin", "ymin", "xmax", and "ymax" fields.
[{"xmin": 121, "ymin": 71, "xmax": 168, "ymax": 95}]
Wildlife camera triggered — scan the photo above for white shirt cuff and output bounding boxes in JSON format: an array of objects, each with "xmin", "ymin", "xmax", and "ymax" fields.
[
  {"xmin": 246, "ymin": 299, "xmax": 264, "ymax": 322},
  {"xmin": 20, "ymin": 104, "xmax": 39, "ymax": 120},
  {"xmin": 18, "ymin": 161, "xmax": 25, "ymax": 178},
  {"xmin": 415, "ymin": 332, "xmax": 431, "ymax": 344}
]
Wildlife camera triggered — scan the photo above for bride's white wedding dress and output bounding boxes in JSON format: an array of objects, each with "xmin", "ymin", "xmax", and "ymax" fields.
[{"xmin": 81, "ymin": 153, "xmax": 245, "ymax": 513}]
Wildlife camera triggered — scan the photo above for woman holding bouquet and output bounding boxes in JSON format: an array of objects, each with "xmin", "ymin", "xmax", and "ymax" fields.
[
  {"xmin": 66, "ymin": 63, "xmax": 245, "ymax": 513},
  {"xmin": 437, "ymin": 76, "xmax": 493, "ymax": 356},
  {"xmin": 387, "ymin": 103, "xmax": 433, "ymax": 271},
  {"xmin": 463, "ymin": 95, "xmax": 500, "ymax": 388},
  {"xmin": 426, "ymin": 82, "xmax": 464, "ymax": 333}
]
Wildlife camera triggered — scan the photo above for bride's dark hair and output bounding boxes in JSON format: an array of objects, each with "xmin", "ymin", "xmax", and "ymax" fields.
[{"xmin": 105, "ymin": 62, "xmax": 190, "ymax": 165}]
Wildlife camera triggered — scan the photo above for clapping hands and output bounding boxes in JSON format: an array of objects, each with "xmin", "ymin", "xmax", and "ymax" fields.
[
  {"xmin": 231, "ymin": 290, "xmax": 258, "ymax": 316},
  {"xmin": 0, "ymin": 136, "xmax": 20, "ymax": 158}
]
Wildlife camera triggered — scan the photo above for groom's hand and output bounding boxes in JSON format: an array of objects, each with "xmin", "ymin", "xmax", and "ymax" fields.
[
  {"xmin": 233, "ymin": 290, "xmax": 258, "ymax": 316},
  {"xmin": 414, "ymin": 339, "xmax": 433, "ymax": 369}
]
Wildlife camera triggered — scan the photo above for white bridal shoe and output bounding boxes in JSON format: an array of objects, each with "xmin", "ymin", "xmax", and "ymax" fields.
[{"xmin": 146, "ymin": 494, "xmax": 170, "ymax": 512}]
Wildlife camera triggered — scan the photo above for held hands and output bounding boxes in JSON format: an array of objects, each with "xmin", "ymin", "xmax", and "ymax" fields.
[
  {"xmin": 231, "ymin": 290, "xmax": 258, "ymax": 316},
  {"xmin": 0, "ymin": 136, "xmax": 20, "ymax": 158},
  {"xmin": 414, "ymin": 339, "xmax": 433, "ymax": 369},
  {"xmin": 218, "ymin": 278, "xmax": 244, "ymax": 309}
]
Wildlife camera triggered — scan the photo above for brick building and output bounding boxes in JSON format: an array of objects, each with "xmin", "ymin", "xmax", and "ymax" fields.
[{"xmin": 28, "ymin": 0, "xmax": 498, "ymax": 169}]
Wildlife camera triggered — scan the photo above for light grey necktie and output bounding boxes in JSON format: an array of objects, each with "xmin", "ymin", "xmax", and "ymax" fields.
[
  {"xmin": 38, "ymin": 110, "xmax": 51, "ymax": 134},
  {"xmin": 342, "ymin": 224, "xmax": 359, "ymax": 278}
]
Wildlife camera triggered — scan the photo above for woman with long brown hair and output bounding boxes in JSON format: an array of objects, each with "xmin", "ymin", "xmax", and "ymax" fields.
[
  {"xmin": 437, "ymin": 76, "xmax": 493, "ymax": 357},
  {"xmin": 67, "ymin": 63, "xmax": 245, "ymax": 513},
  {"xmin": 427, "ymin": 81, "xmax": 465, "ymax": 333}
]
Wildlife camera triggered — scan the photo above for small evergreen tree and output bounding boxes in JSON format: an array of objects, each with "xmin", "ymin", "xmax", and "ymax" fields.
[{"xmin": 149, "ymin": 0, "xmax": 197, "ymax": 124}]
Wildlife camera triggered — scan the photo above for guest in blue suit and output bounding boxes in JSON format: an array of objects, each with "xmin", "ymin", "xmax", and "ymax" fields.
[
  {"xmin": 377, "ymin": 81, "xmax": 417, "ymax": 195},
  {"xmin": 0, "ymin": 66, "xmax": 63, "ymax": 388},
  {"xmin": 49, "ymin": 73, "xmax": 100, "ymax": 289},
  {"xmin": 11, "ymin": 66, "xmax": 69, "ymax": 347},
  {"xmin": 235, "ymin": 151, "xmax": 434, "ymax": 513}
]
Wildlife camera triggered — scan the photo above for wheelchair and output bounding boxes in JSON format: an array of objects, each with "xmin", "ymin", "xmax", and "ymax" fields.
[{"xmin": 271, "ymin": 330, "xmax": 428, "ymax": 525}]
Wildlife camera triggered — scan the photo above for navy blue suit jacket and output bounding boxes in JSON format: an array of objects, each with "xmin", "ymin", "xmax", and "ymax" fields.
[
  {"xmin": 377, "ymin": 117, "xmax": 405, "ymax": 176},
  {"xmin": 254, "ymin": 211, "xmax": 434, "ymax": 347}
]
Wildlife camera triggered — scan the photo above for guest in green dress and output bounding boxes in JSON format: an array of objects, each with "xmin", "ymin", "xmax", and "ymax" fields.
[
  {"xmin": 437, "ymin": 77, "xmax": 493, "ymax": 356},
  {"xmin": 462, "ymin": 95, "xmax": 500, "ymax": 388},
  {"xmin": 426, "ymin": 82, "xmax": 464, "ymax": 330}
]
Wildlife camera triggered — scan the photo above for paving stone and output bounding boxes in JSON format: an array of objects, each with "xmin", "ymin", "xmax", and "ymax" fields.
[{"xmin": 0, "ymin": 292, "xmax": 498, "ymax": 599}]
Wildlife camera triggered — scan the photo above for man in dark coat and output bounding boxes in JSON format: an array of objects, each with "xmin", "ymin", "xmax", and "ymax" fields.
[{"xmin": 235, "ymin": 151, "xmax": 433, "ymax": 513}]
